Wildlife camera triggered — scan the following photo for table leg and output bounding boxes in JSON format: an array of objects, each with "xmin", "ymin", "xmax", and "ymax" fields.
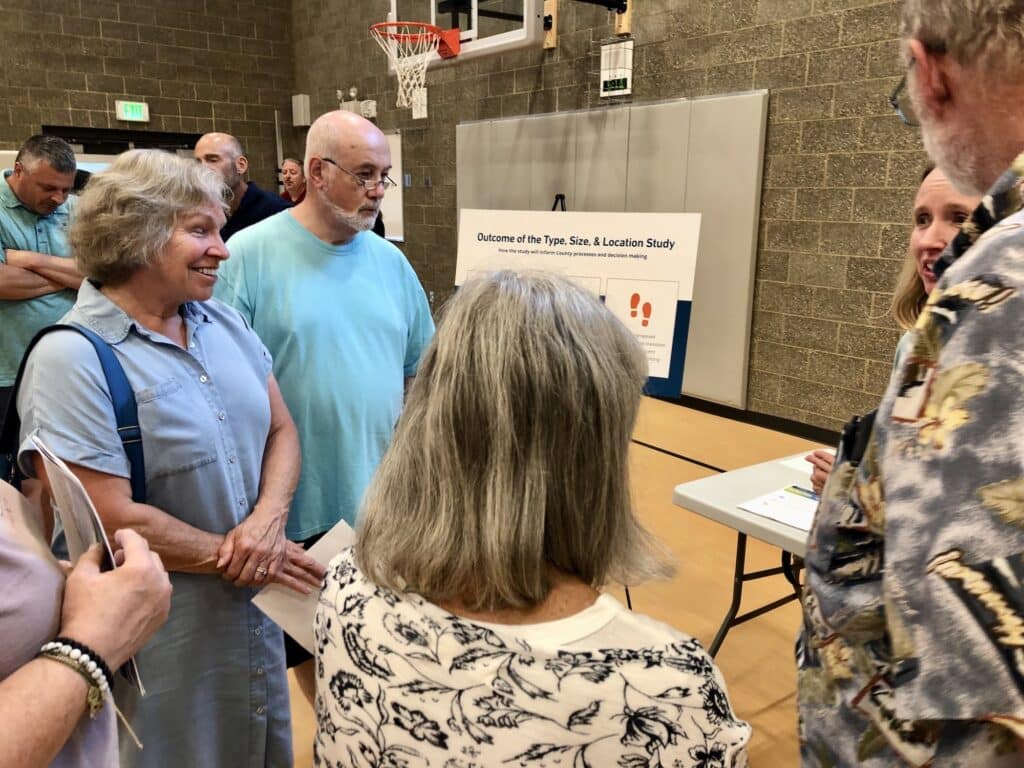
[
  {"xmin": 708, "ymin": 532, "xmax": 747, "ymax": 657},
  {"xmin": 781, "ymin": 552, "xmax": 804, "ymax": 601},
  {"xmin": 707, "ymin": 534, "xmax": 802, "ymax": 658}
]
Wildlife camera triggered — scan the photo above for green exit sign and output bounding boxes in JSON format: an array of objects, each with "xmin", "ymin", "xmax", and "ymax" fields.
[{"xmin": 115, "ymin": 100, "xmax": 150, "ymax": 123}]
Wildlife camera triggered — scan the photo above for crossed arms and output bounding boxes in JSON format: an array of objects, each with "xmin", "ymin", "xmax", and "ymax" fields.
[{"xmin": 0, "ymin": 249, "xmax": 83, "ymax": 300}]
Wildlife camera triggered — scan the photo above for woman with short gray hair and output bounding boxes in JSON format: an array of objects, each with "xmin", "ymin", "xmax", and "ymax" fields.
[
  {"xmin": 15, "ymin": 149, "xmax": 324, "ymax": 767},
  {"xmin": 315, "ymin": 270, "xmax": 750, "ymax": 767}
]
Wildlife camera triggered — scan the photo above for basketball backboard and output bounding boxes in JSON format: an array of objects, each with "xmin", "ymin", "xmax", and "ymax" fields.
[{"xmin": 389, "ymin": 0, "xmax": 543, "ymax": 64}]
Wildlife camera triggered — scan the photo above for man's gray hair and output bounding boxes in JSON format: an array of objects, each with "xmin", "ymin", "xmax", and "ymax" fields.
[
  {"xmin": 901, "ymin": 0, "xmax": 1024, "ymax": 70},
  {"xmin": 356, "ymin": 270, "xmax": 674, "ymax": 612},
  {"xmin": 71, "ymin": 149, "xmax": 227, "ymax": 285},
  {"xmin": 16, "ymin": 135, "xmax": 76, "ymax": 174}
]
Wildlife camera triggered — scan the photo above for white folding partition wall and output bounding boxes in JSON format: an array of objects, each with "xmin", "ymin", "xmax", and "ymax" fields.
[
  {"xmin": 574, "ymin": 108, "xmax": 629, "ymax": 212},
  {"xmin": 455, "ymin": 91, "xmax": 768, "ymax": 409}
]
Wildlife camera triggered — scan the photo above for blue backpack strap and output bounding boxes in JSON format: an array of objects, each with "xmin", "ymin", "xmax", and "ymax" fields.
[
  {"xmin": 67, "ymin": 323, "xmax": 146, "ymax": 504},
  {"xmin": 0, "ymin": 324, "xmax": 146, "ymax": 503}
]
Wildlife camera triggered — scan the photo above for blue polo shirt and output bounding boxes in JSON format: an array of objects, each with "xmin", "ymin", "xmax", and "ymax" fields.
[{"xmin": 0, "ymin": 170, "xmax": 77, "ymax": 386}]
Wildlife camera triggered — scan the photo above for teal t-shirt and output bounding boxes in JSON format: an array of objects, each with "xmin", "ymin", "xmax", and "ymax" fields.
[
  {"xmin": 0, "ymin": 170, "xmax": 77, "ymax": 385},
  {"xmin": 217, "ymin": 211, "xmax": 435, "ymax": 539}
]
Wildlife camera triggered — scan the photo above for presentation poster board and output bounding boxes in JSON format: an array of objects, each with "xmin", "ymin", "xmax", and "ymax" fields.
[
  {"xmin": 382, "ymin": 131, "xmax": 404, "ymax": 242},
  {"xmin": 456, "ymin": 208, "xmax": 701, "ymax": 395}
]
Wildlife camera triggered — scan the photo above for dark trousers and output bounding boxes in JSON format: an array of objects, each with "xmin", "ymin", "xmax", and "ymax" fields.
[
  {"xmin": 0, "ymin": 386, "xmax": 13, "ymax": 435},
  {"xmin": 284, "ymin": 529, "xmax": 327, "ymax": 667}
]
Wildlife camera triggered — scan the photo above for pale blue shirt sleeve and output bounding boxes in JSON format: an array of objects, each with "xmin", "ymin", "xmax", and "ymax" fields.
[{"xmin": 400, "ymin": 262, "xmax": 434, "ymax": 377}]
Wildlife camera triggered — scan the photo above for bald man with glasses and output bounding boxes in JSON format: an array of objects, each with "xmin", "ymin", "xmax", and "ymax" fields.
[{"xmin": 215, "ymin": 111, "xmax": 434, "ymax": 703}]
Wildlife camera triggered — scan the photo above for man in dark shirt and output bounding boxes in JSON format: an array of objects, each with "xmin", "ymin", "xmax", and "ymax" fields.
[{"xmin": 194, "ymin": 132, "xmax": 290, "ymax": 241}]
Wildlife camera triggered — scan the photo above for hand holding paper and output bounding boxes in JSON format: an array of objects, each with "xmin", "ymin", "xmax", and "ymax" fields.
[
  {"xmin": 59, "ymin": 530, "xmax": 172, "ymax": 672},
  {"xmin": 251, "ymin": 519, "xmax": 354, "ymax": 654},
  {"xmin": 28, "ymin": 432, "xmax": 149, "ymax": 691}
]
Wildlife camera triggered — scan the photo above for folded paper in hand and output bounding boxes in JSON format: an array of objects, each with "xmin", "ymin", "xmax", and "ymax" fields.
[
  {"xmin": 27, "ymin": 432, "xmax": 145, "ymax": 692},
  {"xmin": 251, "ymin": 518, "xmax": 355, "ymax": 654}
]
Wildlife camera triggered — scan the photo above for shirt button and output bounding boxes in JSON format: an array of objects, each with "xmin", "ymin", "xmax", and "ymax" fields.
[
  {"xmin": 256, "ymin": 666, "xmax": 265, "ymax": 676},
  {"xmin": 229, "ymin": 455, "xmax": 237, "ymax": 464},
  {"xmin": 189, "ymin": 341, "xmax": 195, "ymax": 348},
  {"xmin": 238, "ymin": 498, "xmax": 246, "ymax": 507},
  {"xmin": 254, "ymin": 627, "xmax": 262, "ymax": 637},
  {"xmin": 255, "ymin": 705, "xmax": 266, "ymax": 715},
  {"xmin": 217, "ymin": 411, "xmax": 226, "ymax": 421},
  {"xmin": 199, "ymin": 374, "xmax": 208, "ymax": 383}
]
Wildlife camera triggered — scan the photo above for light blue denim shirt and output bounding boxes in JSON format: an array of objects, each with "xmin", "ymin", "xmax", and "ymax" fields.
[
  {"xmin": 0, "ymin": 169, "xmax": 76, "ymax": 385},
  {"xmin": 16, "ymin": 281, "xmax": 292, "ymax": 767}
]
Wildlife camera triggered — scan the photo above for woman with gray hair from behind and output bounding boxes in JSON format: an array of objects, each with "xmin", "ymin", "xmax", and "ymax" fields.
[
  {"xmin": 14, "ymin": 149, "xmax": 325, "ymax": 766},
  {"xmin": 314, "ymin": 271, "xmax": 750, "ymax": 767}
]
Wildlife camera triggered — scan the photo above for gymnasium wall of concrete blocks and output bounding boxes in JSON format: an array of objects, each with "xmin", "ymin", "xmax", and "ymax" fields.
[
  {"xmin": 0, "ymin": 0, "xmax": 294, "ymax": 189},
  {"xmin": 0, "ymin": 0, "xmax": 919, "ymax": 431}
]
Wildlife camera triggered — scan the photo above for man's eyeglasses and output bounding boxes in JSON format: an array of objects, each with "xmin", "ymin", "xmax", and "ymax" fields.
[
  {"xmin": 320, "ymin": 157, "xmax": 396, "ymax": 190},
  {"xmin": 888, "ymin": 71, "xmax": 919, "ymax": 127}
]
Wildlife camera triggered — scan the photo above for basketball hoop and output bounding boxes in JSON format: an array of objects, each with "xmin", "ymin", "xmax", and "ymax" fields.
[{"xmin": 370, "ymin": 21, "xmax": 448, "ymax": 116}]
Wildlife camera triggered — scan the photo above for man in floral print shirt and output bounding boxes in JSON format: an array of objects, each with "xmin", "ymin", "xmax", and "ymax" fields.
[{"xmin": 798, "ymin": 1, "xmax": 1024, "ymax": 765}]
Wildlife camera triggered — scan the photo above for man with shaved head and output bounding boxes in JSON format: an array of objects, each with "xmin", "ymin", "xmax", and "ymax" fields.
[
  {"xmin": 194, "ymin": 132, "xmax": 289, "ymax": 240},
  {"xmin": 216, "ymin": 111, "xmax": 434, "ymax": 701}
]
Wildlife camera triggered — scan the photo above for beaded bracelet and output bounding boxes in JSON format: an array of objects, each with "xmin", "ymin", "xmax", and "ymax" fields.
[
  {"xmin": 45, "ymin": 637, "xmax": 114, "ymax": 691},
  {"xmin": 37, "ymin": 637, "xmax": 114, "ymax": 719}
]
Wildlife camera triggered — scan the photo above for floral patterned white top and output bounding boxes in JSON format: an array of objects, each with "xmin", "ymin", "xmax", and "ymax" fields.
[{"xmin": 314, "ymin": 548, "xmax": 750, "ymax": 768}]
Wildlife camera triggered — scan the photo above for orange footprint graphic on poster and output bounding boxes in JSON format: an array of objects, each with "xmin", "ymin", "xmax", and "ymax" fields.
[{"xmin": 630, "ymin": 293, "xmax": 653, "ymax": 327}]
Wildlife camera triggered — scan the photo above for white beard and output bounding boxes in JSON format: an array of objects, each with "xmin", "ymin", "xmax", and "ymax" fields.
[{"xmin": 324, "ymin": 199, "xmax": 377, "ymax": 232}]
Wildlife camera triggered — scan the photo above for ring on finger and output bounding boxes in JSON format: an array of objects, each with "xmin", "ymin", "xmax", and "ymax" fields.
[{"xmin": 255, "ymin": 565, "xmax": 269, "ymax": 577}]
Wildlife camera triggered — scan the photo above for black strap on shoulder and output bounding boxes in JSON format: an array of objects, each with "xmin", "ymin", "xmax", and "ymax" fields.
[
  {"xmin": 838, "ymin": 409, "xmax": 877, "ymax": 468},
  {"xmin": 0, "ymin": 323, "xmax": 146, "ymax": 503}
]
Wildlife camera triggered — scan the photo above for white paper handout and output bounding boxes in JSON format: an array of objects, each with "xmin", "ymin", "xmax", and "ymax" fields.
[
  {"xmin": 29, "ymin": 432, "xmax": 145, "ymax": 693},
  {"xmin": 737, "ymin": 484, "xmax": 819, "ymax": 532},
  {"xmin": 251, "ymin": 518, "xmax": 356, "ymax": 654}
]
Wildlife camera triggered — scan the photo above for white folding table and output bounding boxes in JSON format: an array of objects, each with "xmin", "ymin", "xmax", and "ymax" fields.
[{"xmin": 672, "ymin": 453, "xmax": 812, "ymax": 656}]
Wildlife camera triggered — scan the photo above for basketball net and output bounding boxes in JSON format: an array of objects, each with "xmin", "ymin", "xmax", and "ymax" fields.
[{"xmin": 370, "ymin": 22, "xmax": 441, "ymax": 119}]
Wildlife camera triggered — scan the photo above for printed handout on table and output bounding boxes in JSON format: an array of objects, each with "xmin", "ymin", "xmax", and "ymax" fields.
[{"xmin": 737, "ymin": 484, "xmax": 819, "ymax": 532}]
